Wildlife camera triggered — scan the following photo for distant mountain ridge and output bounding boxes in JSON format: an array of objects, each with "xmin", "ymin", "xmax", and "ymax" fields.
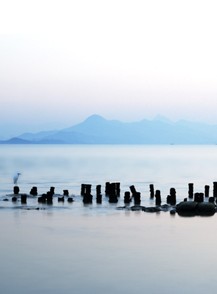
[{"xmin": 1, "ymin": 114, "xmax": 217, "ymax": 144}]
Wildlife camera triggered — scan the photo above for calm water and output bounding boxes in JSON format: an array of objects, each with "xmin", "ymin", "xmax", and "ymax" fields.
[
  {"xmin": 1, "ymin": 145, "xmax": 217, "ymax": 294},
  {"xmin": 1, "ymin": 144, "xmax": 217, "ymax": 200}
]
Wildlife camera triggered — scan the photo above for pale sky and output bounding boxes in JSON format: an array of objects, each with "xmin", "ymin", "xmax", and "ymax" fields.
[{"xmin": 1, "ymin": 0, "xmax": 217, "ymax": 138}]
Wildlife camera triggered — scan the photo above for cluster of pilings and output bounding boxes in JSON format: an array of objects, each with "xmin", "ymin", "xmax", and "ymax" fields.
[
  {"xmin": 129, "ymin": 185, "xmax": 141, "ymax": 204},
  {"xmin": 8, "ymin": 181, "xmax": 217, "ymax": 207},
  {"xmin": 11, "ymin": 186, "xmax": 73, "ymax": 204},
  {"xmin": 81, "ymin": 184, "xmax": 93, "ymax": 204},
  {"xmin": 105, "ymin": 182, "xmax": 120, "ymax": 203},
  {"xmin": 186, "ymin": 182, "xmax": 217, "ymax": 204}
]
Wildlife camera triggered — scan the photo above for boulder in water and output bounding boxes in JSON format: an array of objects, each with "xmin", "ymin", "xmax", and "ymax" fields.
[{"xmin": 176, "ymin": 201, "xmax": 215, "ymax": 216}]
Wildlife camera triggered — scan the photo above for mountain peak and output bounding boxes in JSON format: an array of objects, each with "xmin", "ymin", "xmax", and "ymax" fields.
[{"xmin": 84, "ymin": 114, "xmax": 106, "ymax": 123}]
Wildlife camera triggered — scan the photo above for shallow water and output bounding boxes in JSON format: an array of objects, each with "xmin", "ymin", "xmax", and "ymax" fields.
[
  {"xmin": 1, "ymin": 145, "xmax": 217, "ymax": 293},
  {"xmin": 1, "ymin": 144, "xmax": 217, "ymax": 200},
  {"xmin": 0, "ymin": 210, "xmax": 217, "ymax": 294}
]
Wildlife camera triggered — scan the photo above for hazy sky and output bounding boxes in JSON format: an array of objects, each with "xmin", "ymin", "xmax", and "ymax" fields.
[{"xmin": 1, "ymin": 0, "xmax": 217, "ymax": 138}]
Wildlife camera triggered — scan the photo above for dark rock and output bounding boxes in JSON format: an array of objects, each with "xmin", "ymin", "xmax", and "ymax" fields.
[
  {"xmin": 161, "ymin": 204, "xmax": 171, "ymax": 211},
  {"xmin": 116, "ymin": 206, "xmax": 130, "ymax": 210},
  {"xmin": 130, "ymin": 205, "xmax": 145, "ymax": 211},
  {"xmin": 196, "ymin": 202, "xmax": 215, "ymax": 216},
  {"xmin": 176, "ymin": 201, "xmax": 198, "ymax": 216},
  {"xmin": 209, "ymin": 197, "xmax": 215, "ymax": 203},
  {"xmin": 176, "ymin": 201, "xmax": 216, "ymax": 216},
  {"xmin": 58, "ymin": 196, "xmax": 65, "ymax": 202},
  {"xmin": 144, "ymin": 206, "xmax": 161, "ymax": 213}
]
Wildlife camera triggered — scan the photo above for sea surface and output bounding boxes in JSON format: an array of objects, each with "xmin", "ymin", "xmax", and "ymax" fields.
[{"xmin": 1, "ymin": 144, "xmax": 217, "ymax": 294}]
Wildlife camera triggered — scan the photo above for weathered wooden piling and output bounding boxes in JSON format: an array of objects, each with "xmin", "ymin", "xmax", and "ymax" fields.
[
  {"xmin": 167, "ymin": 188, "xmax": 176, "ymax": 205},
  {"xmin": 81, "ymin": 184, "xmax": 92, "ymax": 196},
  {"xmin": 105, "ymin": 182, "xmax": 120, "ymax": 196},
  {"xmin": 205, "ymin": 185, "xmax": 210, "ymax": 198},
  {"xmin": 96, "ymin": 194, "xmax": 102, "ymax": 204},
  {"xmin": 13, "ymin": 186, "xmax": 19, "ymax": 195},
  {"xmin": 96, "ymin": 185, "xmax": 102, "ymax": 204},
  {"xmin": 21, "ymin": 194, "xmax": 27, "ymax": 204},
  {"xmin": 63, "ymin": 190, "xmax": 69, "ymax": 196},
  {"xmin": 150, "ymin": 184, "xmax": 154, "ymax": 199},
  {"xmin": 115, "ymin": 182, "xmax": 121, "ymax": 196},
  {"xmin": 108, "ymin": 183, "xmax": 117, "ymax": 203},
  {"xmin": 134, "ymin": 192, "xmax": 141, "ymax": 205},
  {"xmin": 30, "ymin": 186, "xmax": 38, "ymax": 196},
  {"xmin": 50, "ymin": 187, "xmax": 55, "ymax": 196},
  {"xmin": 105, "ymin": 182, "xmax": 111, "ymax": 196},
  {"xmin": 124, "ymin": 191, "xmax": 131, "ymax": 204},
  {"xmin": 188, "ymin": 183, "xmax": 194, "ymax": 199},
  {"xmin": 96, "ymin": 185, "xmax": 101, "ymax": 196},
  {"xmin": 130, "ymin": 185, "xmax": 137, "ymax": 196},
  {"xmin": 83, "ymin": 194, "xmax": 93, "ymax": 204},
  {"xmin": 81, "ymin": 184, "xmax": 92, "ymax": 204},
  {"xmin": 68, "ymin": 197, "xmax": 73, "ymax": 203},
  {"xmin": 46, "ymin": 192, "xmax": 53, "ymax": 204},
  {"xmin": 81, "ymin": 184, "xmax": 85, "ymax": 196},
  {"xmin": 38, "ymin": 194, "xmax": 46, "ymax": 204},
  {"xmin": 108, "ymin": 195, "xmax": 118, "ymax": 203},
  {"xmin": 108, "ymin": 184, "xmax": 118, "ymax": 203},
  {"xmin": 105, "ymin": 182, "xmax": 119, "ymax": 203},
  {"xmin": 38, "ymin": 193, "xmax": 53, "ymax": 204},
  {"xmin": 155, "ymin": 190, "xmax": 161, "ymax": 205},
  {"xmin": 194, "ymin": 192, "xmax": 204, "ymax": 203},
  {"xmin": 213, "ymin": 182, "xmax": 217, "ymax": 197}
]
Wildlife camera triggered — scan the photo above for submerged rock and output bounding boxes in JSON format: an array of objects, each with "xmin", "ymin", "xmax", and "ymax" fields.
[
  {"xmin": 130, "ymin": 205, "xmax": 146, "ymax": 211},
  {"xmin": 144, "ymin": 206, "xmax": 161, "ymax": 213}
]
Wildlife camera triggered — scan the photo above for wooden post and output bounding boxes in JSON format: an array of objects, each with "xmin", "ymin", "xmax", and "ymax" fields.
[
  {"xmin": 150, "ymin": 184, "xmax": 154, "ymax": 199},
  {"xmin": 134, "ymin": 192, "xmax": 141, "ymax": 205},
  {"xmin": 30, "ymin": 186, "xmax": 38, "ymax": 196},
  {"xmin": 63, "ymin": 190, "xmax": 69, "ymax": 196},
  {"xmin": 205, "ymin": 185, "xmax": 209, "ymax": 198},
  {"xmin": 155, "ymin": 190, "xmax": 161, "ymax": 206},
  {"xmin": 194, "ymin": 192, "xmax": 204, "ymax": 203},
  {"xmin": 13, "ymin": 186, "xmax": 19, "ymax": 195},
  {"xmin": 124, "ymin": 191, "xmax": 131, "ymax": 204},
  {"xmin": 129, "ymin": 185, "xmax": 137, "ymax": 196},
  {"xmin": 105, "ymin": 182, "xmax": 111, "ymax": 196},
  {"xmin": 21, "ymin": 194, "xmax": 27, "ymax": 204},
  {"xmin": 50, "ymin": 187, "xmax": 55, "ymax": 196},
  {"xmin": 188, "ymin": 183, "xmax": 194, "ymax": 199},
  {"xmin": 213, "ymin": 182, "xmax": 217, "ymax": 197},
  {"xmin": 96, "ymin": 185, "xmax": 102, "ymax": 204},
  {"xmin": 46, "ymin": 192, "xmax": 53, "ymax": 204}
]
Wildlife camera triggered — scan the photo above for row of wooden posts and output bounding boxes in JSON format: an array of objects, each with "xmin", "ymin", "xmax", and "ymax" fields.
[
  {"xmin": 12, "ymin": 186, "xmax": 73, "ymax": 204},
  {"xmin": 80, "ymin": 181, "xmax": 217, "ymax": 205},
  {"xmin": 11, "ymin": 181, "xmax": 217, "ymax": 205}
]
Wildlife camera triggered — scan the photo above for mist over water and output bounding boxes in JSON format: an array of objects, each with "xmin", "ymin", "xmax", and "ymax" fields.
[
  {"xmin": 1, "ymin": 145, "xmax": 217, "ymax": 294},
  {"xmin": 1, "ymin": 144, "xmax": 217, "ymax": 199}
]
